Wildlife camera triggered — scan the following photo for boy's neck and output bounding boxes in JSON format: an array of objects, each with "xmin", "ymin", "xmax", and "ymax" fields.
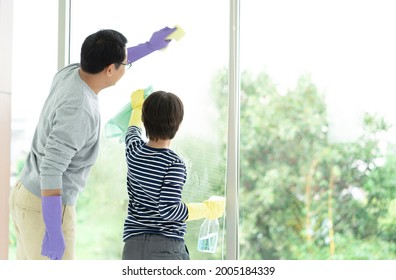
[{"xmin": 147, "ymin": 139, "xmax": 171, "ymax": 149}]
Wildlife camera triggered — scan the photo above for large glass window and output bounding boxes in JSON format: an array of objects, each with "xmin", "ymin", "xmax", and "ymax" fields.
[
  {"xmin": 11, "ymin": 0, "xmax": 395, "ymax": 261},
  {"xmin": 11, "ymin": 0, "xmax": 58, "ymax": 184},
  {"xmin": 238, "ymin": 0, "xmax": 396, "ymax": 259},
  {"xmin": 9, "ymin": 0, "xmax": 58, "ymax": 259},
  {"xmin": 69, "ymin": 0, "xmax": 229, "ymax": 259}
]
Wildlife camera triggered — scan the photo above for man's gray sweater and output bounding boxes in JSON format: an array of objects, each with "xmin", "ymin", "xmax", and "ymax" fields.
[{"xmin": 20, "ymin": 63, "xmax": 100, "ymax": 205}]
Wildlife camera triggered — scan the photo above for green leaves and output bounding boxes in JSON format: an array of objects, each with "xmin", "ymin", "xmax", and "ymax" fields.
[{"xmin": 211, "ymin": 69, "xmax": 396, "ymax": 259}]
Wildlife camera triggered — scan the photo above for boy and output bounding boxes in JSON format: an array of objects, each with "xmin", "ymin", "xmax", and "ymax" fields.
[{"xmin": 122, "ymin": 90, "xmax": 224, "ymax": 260}]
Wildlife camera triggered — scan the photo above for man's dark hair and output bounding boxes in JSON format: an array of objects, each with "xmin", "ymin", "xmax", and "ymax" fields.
[
  {"xmin": 80, "ymin": 29, "xmax": 127, "ymax": 74},
  {"xmin": 142, "ymin": 91, "xmax": 184, "ymax": 141}
]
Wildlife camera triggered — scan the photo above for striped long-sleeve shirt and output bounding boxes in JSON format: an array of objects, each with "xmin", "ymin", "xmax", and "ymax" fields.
[{"xmin": 123, "ymin": 126, "xmax": 189, "ymax": 241}]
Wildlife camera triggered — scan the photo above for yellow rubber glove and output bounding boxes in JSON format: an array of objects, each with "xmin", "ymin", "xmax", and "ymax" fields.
[
  {"xmin": 186, "ymin": 196, "xmax": 225, "ymax": 221},
  {"xmin": 129, "ymin": 89, "xmax": 145, "ymax": 127}
]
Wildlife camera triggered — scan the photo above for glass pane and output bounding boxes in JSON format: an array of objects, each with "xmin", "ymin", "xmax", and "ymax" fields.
[
  {"xmin": 9, "ymin": 0, "xmax": 58, "ymax": 259},
  {"xmin": 238, "ymin": 0, "xmax": 396, "ymax": 259},
  {"xmin": 70, "ymin": 0, "xmax": 228, "ymax": 259}
]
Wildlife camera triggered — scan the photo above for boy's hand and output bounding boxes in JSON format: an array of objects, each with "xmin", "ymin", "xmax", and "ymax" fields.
[
  {"xmin": 129, "ymin": 89, "xmax": 145, "ymax": 127},
  {"xmin": 203, "ymin": 197, "xmax": 225, "ymax": 219},
  {"xmin": 185, "ymin": 196, "xmax": 225, "ymax": 221},
  {"xmin": 130, "ymin": 89, "xmax": 145, "ymax": 110}
]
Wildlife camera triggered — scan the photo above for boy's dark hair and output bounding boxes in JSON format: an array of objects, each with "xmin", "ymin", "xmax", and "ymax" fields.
[
  {"xmin": 80, "ymin": 29, "xmax": 127, "ymax": 74},
  {"xmin": 142, "ymin": 91, "xmax": 184, "ymax": 141}
]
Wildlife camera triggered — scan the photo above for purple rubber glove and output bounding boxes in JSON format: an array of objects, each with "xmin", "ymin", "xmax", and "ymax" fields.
[
  {"xmin": 41, "ymin": 195, "xmax": 65, "ymax": 260},
  {"xmin": 127, "ymin": 26, "xmax": 177, "ymax": 63}
]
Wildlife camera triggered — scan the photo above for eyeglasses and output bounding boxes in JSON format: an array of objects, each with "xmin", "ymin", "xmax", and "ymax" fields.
[{"xmin": 120, "ymin": 60, "xmax": 132, "ymax": 70}]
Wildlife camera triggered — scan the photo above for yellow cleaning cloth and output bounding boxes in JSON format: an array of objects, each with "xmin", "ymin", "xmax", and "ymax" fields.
[
  {"xmin": 161, "ymin": 25, "xmax": 185, "ymax": 51},
  {"xmin": 166, "ymin": 24, "xmax": 185, "ymax": 41}
]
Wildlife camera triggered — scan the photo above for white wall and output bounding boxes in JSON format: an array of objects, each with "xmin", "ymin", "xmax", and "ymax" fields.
[{"xmin": 0, "ymin": 0, "xmax": 13, "ymax": 260}]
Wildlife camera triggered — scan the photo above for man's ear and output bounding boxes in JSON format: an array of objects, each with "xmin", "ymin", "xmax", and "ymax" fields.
[{"xmin": 105, "ymin": 64, "xmax": 115, "ymax": 77}]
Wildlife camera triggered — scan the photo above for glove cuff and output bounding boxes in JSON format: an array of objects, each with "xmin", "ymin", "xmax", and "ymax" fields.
[
  {"xmin": 127, "ymin": 43, "xmax": 154, "ymax": 63},
  {"xmin": 186, "ymin": 203, "xmax": 208, "ymax": 221},
  {"xmin": 41, "ymin": 195, "xmax": 62, "ymax": 222},
  {"xmin": 42, "ymin": 195, "xmax": 63, "ymax": 229},
  {"xmin": 129, "ymin": 109, "xmax": 142, "ymax": 127}
]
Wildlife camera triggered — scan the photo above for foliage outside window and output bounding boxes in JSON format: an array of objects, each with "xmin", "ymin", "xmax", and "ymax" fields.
[{"xmin": 211, "ymin": 69, "xmax": 396, "ymax": 259}]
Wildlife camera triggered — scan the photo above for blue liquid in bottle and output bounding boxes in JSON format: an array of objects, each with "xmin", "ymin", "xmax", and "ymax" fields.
[{"xmin": 197, "ymin": 219, "xmax": 219, "ymax": 253}]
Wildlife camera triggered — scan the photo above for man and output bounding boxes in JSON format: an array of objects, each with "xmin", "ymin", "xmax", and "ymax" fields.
[{"xmin": 9, "ymin": 26, "xmax": 176, "ymax": 260}]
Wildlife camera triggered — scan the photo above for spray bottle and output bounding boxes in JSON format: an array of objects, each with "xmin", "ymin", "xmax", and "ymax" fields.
[{"xmin": 197, "ymin": 196, "xmax": 225, "ymax": 253}]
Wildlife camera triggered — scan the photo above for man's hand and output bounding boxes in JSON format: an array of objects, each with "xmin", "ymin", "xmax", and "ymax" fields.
[
  {"xmin": 147, "ymin": 26, "xmax": 177, "ymax": 50},
  {"xmin": 41, "ymin": 195, "xmax": 65, "ymax": 260},
  {"xmin": 127, "ymin": 26, "xmax": 177, "ymax": 63}
]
